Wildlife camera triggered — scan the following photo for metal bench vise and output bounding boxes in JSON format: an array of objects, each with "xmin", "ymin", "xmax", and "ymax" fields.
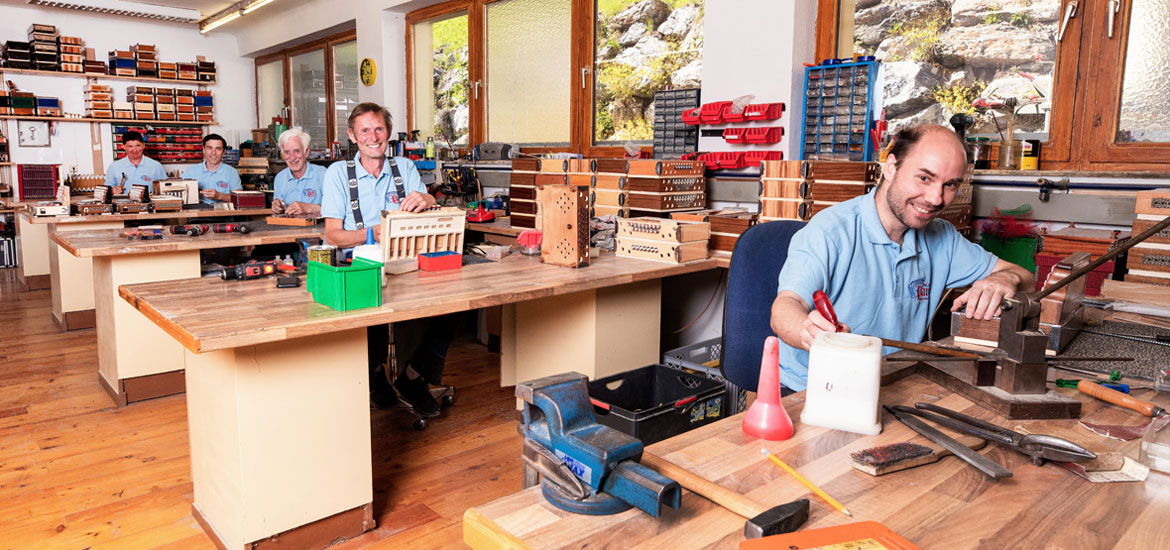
[{"xmin": 517, "ymin": 372, "xmax": 682, "ymax": 516}]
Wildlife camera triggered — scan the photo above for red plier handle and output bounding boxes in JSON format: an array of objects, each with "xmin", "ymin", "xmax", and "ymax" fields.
[{"xmin": 812, "ymin": 290, "xmax": 842, "ymax": 332}]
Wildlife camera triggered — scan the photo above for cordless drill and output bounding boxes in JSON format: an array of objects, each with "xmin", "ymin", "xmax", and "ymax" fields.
[
  {"xmin": 170, "ymin": 224, "xmax": 209, "ymax": 236},
  {"xmin": 213, "ymin": 223, "xmax": 251, "ymax": 234},
  {"xmin": 221, "ymin": 260, "xmax": 279, "ymax": 280}
]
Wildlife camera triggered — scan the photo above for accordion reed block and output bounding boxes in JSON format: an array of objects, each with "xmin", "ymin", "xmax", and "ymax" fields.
[{"xmin": 379, "ymin": 207, "xmax": 467, "ymax": 261}]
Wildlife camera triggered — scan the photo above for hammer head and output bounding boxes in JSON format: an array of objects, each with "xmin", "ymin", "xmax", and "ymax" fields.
[{"xmin": 744, "ymin": 498, "xmax": 809, "ymax": 539}]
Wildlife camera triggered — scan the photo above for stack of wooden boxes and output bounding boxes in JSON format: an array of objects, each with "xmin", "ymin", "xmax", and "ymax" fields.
[
  {"xmin": 758, "ymin": 160, "xmax": 880, "ymax": 222},
  {"xmin": 155, "ymin": 88, "xmax": 176, "ymax": 121},
  {"xmin": 28, "ymin": 24, "xmax": 59, "ymax": 72},
  {"xmin": 131, "ymin": 44, "xmax": 157, "ymax": 77},
  {"xmin": 127, "ymin": 86, "xmax": 155, "ymax": 120},
  {"xmin": 592, "ymin": 159, "xmax": 629, "ymax": 218},
  {"xmin": 59, "ymin": 36, "xmax": 84, "ymax": 73},
  {"xmin": 1127, "ymin": 189, "xmax": 1170, "ymax": 287},
  {"xmin": 594, "ymin": 159, "xmax": 706, "ymax": 219},
  {"xmin": 194, "ymin": 90, "xmax": 214, "ymax": 122},
  {"xmin": 509, "ymin": 158, "xmax": 592, "ymax": 229},
  {"xmin": 615, "ymin": 217, "xmax": 710, "ymax": 264}
]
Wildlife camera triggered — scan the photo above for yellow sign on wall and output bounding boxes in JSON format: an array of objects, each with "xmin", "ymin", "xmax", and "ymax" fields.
[{"xmin": 360, "ymin": 58, "xmax": 376, "ymax": 86}]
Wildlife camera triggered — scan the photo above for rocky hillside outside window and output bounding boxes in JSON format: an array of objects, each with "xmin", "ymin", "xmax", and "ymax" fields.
[
  {"xmin": 847, "ymin": 0, "xmax": 1060, "ymax": 138},
  {"xmin": 828, "ymin": 0, "xmax": 1170, "ymax": 170},
  {"xmin": 593, "ymin": 0, "xmax": 704, "ymax": 144},
  {"xmin": 411, "ymin": 10, "xmax": 471, "ymax": 148}
]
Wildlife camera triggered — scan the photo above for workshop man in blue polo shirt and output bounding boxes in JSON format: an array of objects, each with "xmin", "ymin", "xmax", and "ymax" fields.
[
  {"xmin": 322, "ymin": 102, "xmax": 459, "ymax": 418},
  {"xmin": 770, "ymin": 124, "xmax": 1034, "ymax": 392},
  {"xmin": 272, "ymin": 127, "xmax": 325, "ymax": 216},
  {"xmin": 104, "ymin": 131, "xmax": 167, "ymax": 192},
  {"xmin": 183, "ymin": 133, "xmax": 241, "ymax": 204}
]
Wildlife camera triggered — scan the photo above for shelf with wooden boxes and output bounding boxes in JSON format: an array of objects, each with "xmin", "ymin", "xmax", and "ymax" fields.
[
  {"xmin": 1126, "ymin": 188, "xmax": 1170, "ymax": 287},
  {"xmin": 0, "ymin": 66, "xmax": 217, "ymax": 86}
]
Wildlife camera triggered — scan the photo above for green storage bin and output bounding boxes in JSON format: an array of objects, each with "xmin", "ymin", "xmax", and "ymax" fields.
[
  {"xmin": 980, "ymin": 235, "xmax": 1037, "ymax": 273},
  {"xmin": 307, "ymin": 258, "xmax": 383, "ymax": 311}
]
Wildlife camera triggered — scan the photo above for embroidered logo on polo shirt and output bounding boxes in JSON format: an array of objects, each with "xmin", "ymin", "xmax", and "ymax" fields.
[
  {"xmin": 909, "ymin": 278, "xmax": 930, "ymax": 300},
  {"xmin": 305, "ymin": 189, "xmax": 317, "ymax": 198},
  {"xmin": 217, "ymin": 181, "xmax": 228, "ymax": 190}
]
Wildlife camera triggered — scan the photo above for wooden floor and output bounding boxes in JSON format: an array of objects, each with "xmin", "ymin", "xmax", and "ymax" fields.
[{"xmin": 0, "ymin": 267, "xmax": 524, "ymax": 549}]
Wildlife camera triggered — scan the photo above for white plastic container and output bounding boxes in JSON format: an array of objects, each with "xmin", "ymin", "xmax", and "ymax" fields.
[
  {"xmin": 799, "ymin": 331, "xmax": 884, "ymax": 435},
  {"xmin": 352, "ymin": 228, "xmax": 386, "ymax": 287}
]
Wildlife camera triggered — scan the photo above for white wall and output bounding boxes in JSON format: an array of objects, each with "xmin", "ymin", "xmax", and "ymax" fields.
[
  {"xmin": 699, "ymin": 0, "xmax": 818, "ymax": 161},
  {"xmin": 0, "ymin": 4, "xmax": 253, "ymax": 181}
]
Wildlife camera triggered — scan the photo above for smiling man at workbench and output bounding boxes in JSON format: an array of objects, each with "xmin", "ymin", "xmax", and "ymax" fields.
[{"xmin": 770, "ymin": 124, "xmax": 1035, "ymax": 393}]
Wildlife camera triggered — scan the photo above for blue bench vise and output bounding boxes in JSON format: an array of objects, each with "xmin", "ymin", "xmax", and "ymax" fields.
[{"xmin": 516, "ymin": 372, "xmax": 682, "ymax": 516}]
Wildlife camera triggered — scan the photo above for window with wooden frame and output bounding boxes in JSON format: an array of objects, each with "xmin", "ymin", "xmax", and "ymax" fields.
[
  {"xmin": 254, "ymin": 28, "xmax": 357, "ymax": 150},
  {"xmin": 819, "ymin": 0, "xmax": 1170, "ymax": 171},
  {"xmin": 405, "ymin": 0, "xmax": 703, "ymax": 156}
]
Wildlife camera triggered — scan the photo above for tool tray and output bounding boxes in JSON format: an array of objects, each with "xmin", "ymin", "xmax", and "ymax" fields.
[{"xmin": 587, "ymin": 364, "xmax": 726, "ymax": 445}]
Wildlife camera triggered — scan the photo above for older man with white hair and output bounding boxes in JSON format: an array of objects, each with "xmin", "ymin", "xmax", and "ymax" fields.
[{"xmin": 272, "ymin": 127, "xmax": 326, "ymax": 216}]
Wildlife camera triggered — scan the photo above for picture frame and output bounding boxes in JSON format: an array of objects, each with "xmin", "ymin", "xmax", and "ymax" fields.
[{"xmin": 17, "ymin": 120, "xmax": 51, "ymax": 147}]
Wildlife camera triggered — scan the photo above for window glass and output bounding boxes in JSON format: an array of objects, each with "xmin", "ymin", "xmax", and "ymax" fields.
[
  {"xmin": 333, "ymin": 40, "xmax": 360, "ymax": 149},
  {"xmin": 594, "ymin": 0, "xmax": 704, "ymax": 143},
  {"xmin": 1117, "ymin": 0, "xmax": 1170, "ymax": 143},
  {"xmin": 413, "ymin": 12, "xmax": 470, "ymax": 146},
  {"xmin": 843, "ymin": 0, "xmax": 1060, "ymax": 138},
  {"xmin": 486, "ymin": 0, "xmax": 572, "ymax": 146},
  {"xmin": 290, "ymin": 49, "xmax": 328, "ymax": 147},
  {"xmin": 257, "ymin": 60, "xmax": 284, "ymax": 131}
]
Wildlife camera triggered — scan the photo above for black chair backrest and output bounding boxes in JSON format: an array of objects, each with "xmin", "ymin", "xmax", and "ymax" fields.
[{"xmin": 719, "ymin": 220, "xmax": 806, "ymax": 392}]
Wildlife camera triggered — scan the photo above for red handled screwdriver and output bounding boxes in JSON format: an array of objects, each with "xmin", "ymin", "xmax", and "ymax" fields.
[{"xmin": 812, "ymin": 290, "xmax": 842, "ymax": 332}]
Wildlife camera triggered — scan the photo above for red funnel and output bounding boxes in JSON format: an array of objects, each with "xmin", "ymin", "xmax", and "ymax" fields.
[{"xmin": 742, "ymin": 336, "xmax": 794, "ymax": 440}]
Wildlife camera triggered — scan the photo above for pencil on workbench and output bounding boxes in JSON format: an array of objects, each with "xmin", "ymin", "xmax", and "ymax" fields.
[{"xmin": 761, "ymin": 448, "xmax": 852, "ymax": 517}]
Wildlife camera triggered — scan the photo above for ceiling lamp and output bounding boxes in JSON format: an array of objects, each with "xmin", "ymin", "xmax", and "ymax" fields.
[
  {"xmin": 26, "ymin": 0, "xmax": 201, "ymax": 23},
  {"xmin": 200, "ymin": 0, "xmax": 278, "ymax": 34}
]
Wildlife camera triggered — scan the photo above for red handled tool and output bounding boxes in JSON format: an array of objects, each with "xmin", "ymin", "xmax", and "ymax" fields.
[
  {"xmin": 212, "ymin": 223, "xmax": 251, "ymax": 234},
  {"xmin": 170, "ymin": 224, "xmax": 208, "ymax": 236},
  {"xmin": 812, "ymin": 290, "xmax": 842, "ymax": 332}
]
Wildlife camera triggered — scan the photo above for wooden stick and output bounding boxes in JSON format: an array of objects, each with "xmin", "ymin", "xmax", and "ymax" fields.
[
  {"xmin": 761, "ymin": 449, "xmax": 852, "ymax": 517},
  {"xmin": 879, "ymin": 337, "xmax": 982, "ymax": 358}
]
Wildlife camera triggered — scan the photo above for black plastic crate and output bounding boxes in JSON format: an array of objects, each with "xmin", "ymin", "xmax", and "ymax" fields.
[{"xmin": 587, "ymin": 364, "xmax": 725, "ymax": 445}]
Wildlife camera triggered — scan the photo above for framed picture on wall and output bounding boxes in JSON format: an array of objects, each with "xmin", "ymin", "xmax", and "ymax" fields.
[{"xmin": 17, "ymin": 120, "xmax": 50, "ymax": 147}]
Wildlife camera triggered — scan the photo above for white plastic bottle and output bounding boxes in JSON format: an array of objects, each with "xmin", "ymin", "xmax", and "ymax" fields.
[
  {"xmin": 799, "ymin": 331, "xmax": 884, "ymax": 435},
  {"xmin": 352, "ymin": 228, "xmax": 386, "ymax": 287}
]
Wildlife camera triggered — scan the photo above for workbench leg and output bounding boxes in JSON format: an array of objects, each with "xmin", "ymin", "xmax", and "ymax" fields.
[
  {"xmin": 15, "ymin": 215, "xmax": 50, "ymax": 290},
  {"xmin": 94, "ymin": 251, "xmax": 199, "ymax": 406},
  {"xmin": 500, "ymin": 280, "xmax": 661, "ymax": 387},
  {"xmin": 185, "ymin": 329, "xmax": 374, "ymax": 550},
  {"xmin": 50, "ymin": 220, "xmax": 123, "ymax": 331}
]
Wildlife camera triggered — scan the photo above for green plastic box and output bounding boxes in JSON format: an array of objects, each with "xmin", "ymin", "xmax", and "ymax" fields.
[
  {"xmin": 307, "ymin": 258, "xmax": 383, "ymax": 311},
  {"xmin": 980, "ymin": 235, "xmax": 1037, "ymax": 273}
]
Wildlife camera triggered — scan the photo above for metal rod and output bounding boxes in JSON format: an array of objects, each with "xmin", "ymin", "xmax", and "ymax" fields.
[
  {"xmin": 1034, "ymin": 214, "xmax": 1170, "ymax": 302},
  {"xmin": 880, "ymin": 337, "xmax": 982, "ymax": 358}
]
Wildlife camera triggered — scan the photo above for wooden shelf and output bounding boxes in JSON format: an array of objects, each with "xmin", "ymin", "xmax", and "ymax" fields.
[
  {"xmin": 0, "ymin": 67, "xmax": 215, "ymax": 86},
  {"xmin": 0, "ymin": 162, "xmax": 13, "ymax": 166},
  {"xmin": 0, "ymin": 115, "xmax": 216, "ymax": 126}
]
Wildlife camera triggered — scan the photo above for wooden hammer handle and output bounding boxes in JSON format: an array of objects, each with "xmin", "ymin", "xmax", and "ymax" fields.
[
  {"xmin": 641, "ymin": 452, "xmax": 764, "ymax": 519},
  {"xmin": 1077, "ymin": 380, "xmax": 1159, "ymax": 417}
]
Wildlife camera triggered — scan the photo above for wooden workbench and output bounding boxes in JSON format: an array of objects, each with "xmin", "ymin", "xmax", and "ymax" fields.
[
  {"xmin": 116, "ymin": 252, "xmax": 718, "ymax": 550},
  {"xmin": 16, "ymin": 206, "xmax": 272, "ymax": 330},
  {"xmin": 463, "ymin": 373, "xmax": 1170, "ymax": 549},
  {"xmin": 53, "ymin": 222, "xmax": 321, "ymax": 406}
]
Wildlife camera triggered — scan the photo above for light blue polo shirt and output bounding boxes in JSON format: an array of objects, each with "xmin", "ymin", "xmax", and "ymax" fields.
[
  {"xmin": 775, "ymin": 190, "xmax": 997, "ymax": 391},
  {"xmin": 321, "ymin": 155, "xmax": 425, "ymax": 232},
  {"xmin": 182, "ymin": 162, "xmax": 242, "ymax": 204},
  {"xmin": 274, "ymin": 163, "xmax": 326, "ymax": 206},
  {"xmin": 104, "ymin": 156, "xmax": 167, "ymax": 189}
]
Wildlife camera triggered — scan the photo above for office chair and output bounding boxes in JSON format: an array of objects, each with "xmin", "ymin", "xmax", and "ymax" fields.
[{"xmin": 719, "ymin": 220, "xmax": 806, "ymax": 408}]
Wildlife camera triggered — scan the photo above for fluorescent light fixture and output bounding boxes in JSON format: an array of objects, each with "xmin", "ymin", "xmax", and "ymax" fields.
[
  {"xmin": 200, "ymin": 0, "xmax": 277, "ymax": 34},
  {"xmin": 243, "ymin": 0, "xmax": 275, "ymax": 15},
  {"xmin": 26, "ymin": 0, "xmax": 201, "ymax": 23}
]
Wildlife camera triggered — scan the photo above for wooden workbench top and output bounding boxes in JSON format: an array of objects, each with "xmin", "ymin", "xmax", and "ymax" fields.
[
  {"xmin": 20, "ymin": 206, "xmax": 273, "ymax": 224},
  {"xmin": 119, "ymin": 252, "xmax": 718, "ymax": 353},
  {"xmin": 463, "ymin": 374, "xmax": 1170, "ymax": 549},
  {"xmin": 51, "ymin": 222, "xmax": 322, "ymax": 257},
  {"xmin": 468, "ymin": 217, "xmax": 524, "ymax": 237}
]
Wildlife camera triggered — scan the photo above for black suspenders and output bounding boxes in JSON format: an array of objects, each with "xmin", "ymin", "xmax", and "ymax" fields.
[{"xmin": 345, "ymin": 157, "xmax": 406, "ymax": 230}]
